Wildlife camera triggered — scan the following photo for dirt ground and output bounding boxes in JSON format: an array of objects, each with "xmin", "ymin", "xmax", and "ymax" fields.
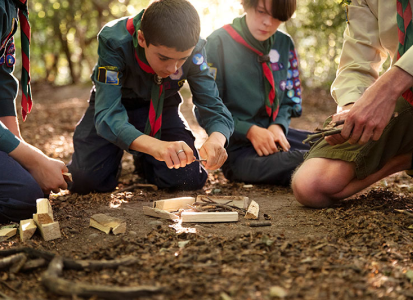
[{"xmin": 1, "ymin": 83, "xmax": 413, "ymax": 300}]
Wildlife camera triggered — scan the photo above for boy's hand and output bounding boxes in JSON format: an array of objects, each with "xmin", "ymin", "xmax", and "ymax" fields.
[
  {"xmin": 247, "ymin": 125, "xmax": 288, "ymax": 156},
  {"xmin": 132, "ymin": 136, "xmax": 195, "ymax": 169},
  {"xmin": 198, "ymin": 132, "xmax": 227, "ymax": 170},
  {"xmin": 268, "ymin": 124, "xmax": 290, "ymax": 152},
  {"xmin": 9, "ymin": 142, "xmax": 68, "ymax": 194}
]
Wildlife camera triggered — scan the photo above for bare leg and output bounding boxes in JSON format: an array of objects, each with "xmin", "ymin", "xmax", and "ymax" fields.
[{"xmin": 292, "ymin": 153, "xmax": 412, "ymax": 208}]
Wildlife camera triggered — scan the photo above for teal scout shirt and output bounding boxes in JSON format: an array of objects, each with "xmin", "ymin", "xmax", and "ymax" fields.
[
  {"xmin": 0, "ymin": 0, "xmax": 21, "ymax": 153},
  {"xmin": 206, "ymin": 28, "xmax": 302, "ymax": 152},
  {"xmin": 92, "ymin": 14, "xmax": 234, "ymax": 152}
]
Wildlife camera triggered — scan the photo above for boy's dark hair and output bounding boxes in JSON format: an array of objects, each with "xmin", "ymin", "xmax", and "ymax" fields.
[
  {"xmin": 141, "ymin": 0, "xmax": 201, "ymax": 51},
  {"xmin": 242, "ymin": 0, "xmax": 296, "ymax": 22}
]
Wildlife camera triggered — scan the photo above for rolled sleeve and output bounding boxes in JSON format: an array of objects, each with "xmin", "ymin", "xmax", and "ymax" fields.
[
  {"xmin": 331, "ymin": 1, "xmax": 388, "ymax": 107},
  {"xmin": 395, "ymin": 46, "xmax": 413, "ymax": 77}
]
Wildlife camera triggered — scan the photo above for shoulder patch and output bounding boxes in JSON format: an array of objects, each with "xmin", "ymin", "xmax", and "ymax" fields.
[{"xmin": 98, "ymin": 67, "xmax": 119, "ymax": 85}]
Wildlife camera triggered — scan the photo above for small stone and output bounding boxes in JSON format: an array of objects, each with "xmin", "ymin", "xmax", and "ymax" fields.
[
  {"xmin": 149, "ymin": 221, "xmax": 163, "ymax": 227},
  {"xmin": 269, "ymin": 286, "xmax": 287, "ymax": 298},
  {"xmin": 128, "ymin": 231, "xmax": 137, "ymax": 236}
]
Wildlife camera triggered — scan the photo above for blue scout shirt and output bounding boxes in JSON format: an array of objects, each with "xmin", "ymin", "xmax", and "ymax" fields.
[
  {"xmin": 92, "ymin": 13, "xmax": 234, "ymax": 152},
  {"xmin": 0, "ymin": 0, "xmax": 21, "ymax": 153},
  {"xmin": 206, "ymin": 28, "xmax": 302, "ymax": 152}
]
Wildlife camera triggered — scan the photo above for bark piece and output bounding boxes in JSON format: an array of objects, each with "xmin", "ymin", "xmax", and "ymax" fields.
[
  {"xmin": 245, "ymin": 200, "xmax": 259, "ymax": 220},
  {"xmin": 153, "ymin": 197, "xmax": 195, "ymax": 212},
  {"xmin": 196, "ymin": 195, "xmax": 250, "ymax": 209},
  {"xmin": 0, "ymin": 228, "xmax": 17, "ymax": 242},
  {"xmin": 181, "ymin": 212, "xmax": 238, "ymax": 223},
  {"xmin": 19, "ymin": 219, "xmax": 37, "ymax": 242},
  {"xmin": 90, "ymin": 214, "xmax": 126, "ymax": 235},
  {"xmin": 34, "ymin": 198, "xmax": 54, "ymax": 224},
  {"xmin": 143, "ymin": 206, "xmax": 179, "ymax": 220}
]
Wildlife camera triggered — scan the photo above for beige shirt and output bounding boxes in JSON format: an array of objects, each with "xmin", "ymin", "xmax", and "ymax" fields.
[{"xmin": 331, "ymin": 0, "xmax": 413, "ymax": 107}]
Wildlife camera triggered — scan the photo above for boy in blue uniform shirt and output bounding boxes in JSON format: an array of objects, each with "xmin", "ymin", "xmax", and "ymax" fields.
[
  {"xmin": 68, "ymin": 0, "xmax": 234, "ymax": 193},
  {"xmin": 0, "ymin": 0, "xmax": 68, "ymax": 223}
]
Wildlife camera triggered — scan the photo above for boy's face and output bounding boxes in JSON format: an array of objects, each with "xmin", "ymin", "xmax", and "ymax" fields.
[
  {"xmin": 138, "ymin": 30, "xmax": 195, "ymax": 78},
  {"xmin": 245, "ymin": 0, "xmax": 282, "ymax": 42}
]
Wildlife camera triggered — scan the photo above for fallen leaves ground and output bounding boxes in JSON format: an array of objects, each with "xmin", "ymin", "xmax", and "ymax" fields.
[{"xmin": 0, "ymin": 83, "xmax": 412, "ymax": 300}]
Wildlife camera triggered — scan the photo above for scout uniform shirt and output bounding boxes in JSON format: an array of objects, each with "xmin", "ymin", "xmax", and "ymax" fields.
[
  {"xmin": 92, "ymin": 10, "xmax": 233, "ymax": 152},
  {"xmin": 0, "ymin": 0, "xmax": 21, "ymax": 154},
  {"xmin": 206, "ymin": 28, "xmax": 302, "ymax": 152},
  {"xmin": 332, "ymin": 0, "xmax": 413, "ymax": 107}
]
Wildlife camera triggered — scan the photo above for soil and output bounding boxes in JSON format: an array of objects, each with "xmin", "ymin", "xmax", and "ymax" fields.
[{"xmin": 1, "ymin": 83, "xmax": 413, "ymax": 300}]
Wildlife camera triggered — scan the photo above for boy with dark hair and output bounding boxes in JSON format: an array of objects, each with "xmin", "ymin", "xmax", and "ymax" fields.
[
  {"xmin": 68, "ymin": 0, "xmax": 234, "ymax": 193},
  {"xmin": 0, "ymin": 0, "xmax": 68, "ymax": 223},
  {"xmin": 204, "ymin": 0, "xmax": 310, "ymax": 186}
]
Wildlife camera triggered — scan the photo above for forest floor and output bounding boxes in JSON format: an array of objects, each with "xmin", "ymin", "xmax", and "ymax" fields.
[{"xmin": 0, "ymin": 83, "xmax": 413, "ymax": 300}]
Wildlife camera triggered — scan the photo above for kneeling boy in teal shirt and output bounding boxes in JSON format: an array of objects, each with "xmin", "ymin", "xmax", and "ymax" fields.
[{"xmin": 68, "ymin": 0, "xmax": 234, "ymax": 193}]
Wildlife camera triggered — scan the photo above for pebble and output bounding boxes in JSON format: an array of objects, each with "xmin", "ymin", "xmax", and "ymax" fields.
[
  {"xmin": 149, "ymin": 221, "xmax": 163, "ymax": 227},
  {"xmin": 128, "ymin": 231, "xmax": 137, "ymax": 236}
]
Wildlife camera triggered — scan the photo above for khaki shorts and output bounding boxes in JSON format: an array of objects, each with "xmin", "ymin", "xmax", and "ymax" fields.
[{"xmin": 305, "ymin": 97, "xmax": 413, "ymax": 179}]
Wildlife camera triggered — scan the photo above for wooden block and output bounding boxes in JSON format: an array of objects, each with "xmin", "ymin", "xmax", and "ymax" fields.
[
  {"xmin": 196, "ymin": 195, "xmax": 250, "ymax": 209},
  {"xmin": 35, "ymin": 198, "xmax": 54, "ymax": 224},
  {"xmin": 153, "ymin": 197, "xmax": 195, "ymax": 212},
  {"xmin": 245, "ymin": 200, "xmax": 259, "ymax": 220},
  {"xmin": 19, "ymin": 219, "xmax": 37, "ymax": 242},
  {"xmin": 181, "ymin": 212, "xmax": 238, "ymax": 223},
  {"xmin": 37, "ymin": 222, "xmax": 61, "ymax": 241},
  {"xmin": 0, "ymin": 228, "xmax": 17, "ymax": 242},
  {"xmin": 62, "ymin": 172, "xmax": 72, "ymax": 182},
  {"xmin": 143, "ymin": 206, "xmax": 179, "ymax": 220},
  {"xmin": 90, "ymin": 214, "xmax": 126, "ymax": 235}
]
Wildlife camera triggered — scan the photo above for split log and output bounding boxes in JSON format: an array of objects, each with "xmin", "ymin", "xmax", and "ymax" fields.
[
  {"xmin": 0, "ymin": 228, "xmax": 17, "ymax": 242},
  {"xmin": 153, "ymin": 197, "xmax": 195, "ymax": 212},
  {"xmin": 34, "ymin": 221, "xmax": 62, "ymax": 241},
  {"xmin": 143, "ymin": 206, "xmax": 178, "ymax": 220},
  {"xmin": 90, "ymin": 214, "xmax": 126, "ymax": 235},
  {"xmin": 245, "ymin": 200, "xmax": 259, "ymax": 220},
  {"xmin": 196, "ymin": 195, "xmax": 250, "ymax": 209},
  {"xmin": 19, "ymin": 219, "xmax": 37, "ymax": 242},
  {"xmin": 181, "ymin": 211, "xmax": 238, "ymax": 223},
  {"xmin": 34, "ymin": 198, "xmax": 54, "ymax": 224},
  {"xmin": 42, "ymin": 256, "xmax": 164, "ymax": 299}
]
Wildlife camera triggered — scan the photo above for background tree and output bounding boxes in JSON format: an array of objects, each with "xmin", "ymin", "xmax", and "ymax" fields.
[{"xmin": 16, "ymin": 0, "xmax": 347, "ymax": 88}]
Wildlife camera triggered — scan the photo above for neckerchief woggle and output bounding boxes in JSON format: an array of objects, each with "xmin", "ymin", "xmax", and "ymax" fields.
[
  {"xmin": 11, "ymin": 0, "xmax": 32, "ymax": 121},
  {"xmin": 127, "ymin": 11, "xmax": 164, "ymax": 139},
  {"xmin": 223, "ymin": 16, "xmax": 279, "ymax": 121},
  {"xmin": 397, "ymin": 0, "xmax": 413, "ymax": 104}
]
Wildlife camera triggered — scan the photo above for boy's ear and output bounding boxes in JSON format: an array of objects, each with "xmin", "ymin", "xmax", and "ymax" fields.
[{"xmin": 137, "ymin": 30, "xmax": 146, "ymax": 48}]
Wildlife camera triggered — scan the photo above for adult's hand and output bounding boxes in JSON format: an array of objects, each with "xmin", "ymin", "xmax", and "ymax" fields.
[{"xmin": 334, "ymin": 67, "xmax": 413, "ymax": 145}]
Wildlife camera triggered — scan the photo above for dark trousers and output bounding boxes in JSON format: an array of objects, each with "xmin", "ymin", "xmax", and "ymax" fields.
[
  {"xmin": 222, "ymin": 128, "xmax": 311, "ymax": 186},
  {"xmin": 0, "ymin": 152, "xmax": 42, "ymax": 223},
  {"xmin": 68, "ymin": 92, "xmax": 207, "ymax": 194}
]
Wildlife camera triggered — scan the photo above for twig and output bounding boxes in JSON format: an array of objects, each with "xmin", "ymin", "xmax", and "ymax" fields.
[
  {"xmin": 247, "ymin": 221, "xmax": 271, "ymax": 227},
  {"xmin": 394, "ymin": 209, "xmax": 413, "ymax": 218},
  {"xmin": 113, "ymin": 183, "xmax": 158, "ymax": 194},
  {"xmin": 41, "ymin": 256, "xmax": 164, "ymax": 299},
  {"xmin": 302, "ymin": 129, "xmax": 343, "ymax": 144}
]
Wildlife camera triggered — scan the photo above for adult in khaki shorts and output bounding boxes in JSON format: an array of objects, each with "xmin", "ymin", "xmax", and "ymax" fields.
[{"xmin": 292, "ymin": 0, "xmax": 413, "ymax": 208}]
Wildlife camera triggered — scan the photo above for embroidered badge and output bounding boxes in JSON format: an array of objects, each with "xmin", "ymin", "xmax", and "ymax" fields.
[
  {"xmin": 0, "ymin": 56, "xmax": 4, "ymax": 65},
  {"xmin": 209, "ymin": 67, "xmax": 217, "ymax": 80},
  {"xmin": 287, "ymin": 70, "xmax": 293, "ymax": 79},
  {"xmin": 278, "ymin": 63, "xmax": 284, "ymax": 70},
  {"xmin": 287, "ymin": 90, "xmax": 295, "ymax": 98},
  {"xmin": 5, "ymin": 54, "xmax": 15, "ymax": 67},
  {"xmin": 279, "ymin": 80, "xmax": 286, "ymax": 91},
  {"xmin": 192, "ymin": 53, "xmax": 204, "ymax": 65},
  {"xmin": 292, "ymin": 69, "xmax": 299, "ymax": 78},
  {"xmin": 294, "ymin": 79, "xmax": 300, "ymax": 87},
  {"xmin": 286, "ymin": 80, "xmax": 293, "ymax": 90},
  {"xmin": 296, "ymin": 88, "xmax": 302, "ymax": 97},
  {"xmin": 7, "ymin": 43, "xmax": 15, "ymax": 54},
  {"xmin": 269, "ymin": 49, "xmax": 280, "ymax": 63},
  {"xmin": 292, "ymin": 97, "xmax": 301, "ymax": 104},
  {"xmin": 288, "ymin": 51, "xmax": 294, "ymax": 60},
  {"xmin": 169, "ymin": 67, "xmax": 183, "ymax": 80},
  {"xmin": 271, "ymin": 63, "xmax": 280, "ymax": 71},
  {"xmin": 200, "ymin": 62, "xmax": 208, "ymax": 71},
  {"xmin": 97, "ymin": 67, "xmax": 119, "ymax": 85},
  {"xmin": 293, "ymin": 104, "xmax": 302, "ymax": 114}
]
